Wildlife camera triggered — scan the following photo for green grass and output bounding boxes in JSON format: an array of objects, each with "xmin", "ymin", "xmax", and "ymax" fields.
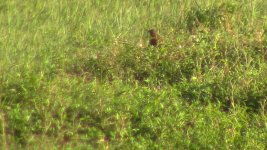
[{"xmin": 0, "ymin": 0, "xmax": 267, "ymax": 149}]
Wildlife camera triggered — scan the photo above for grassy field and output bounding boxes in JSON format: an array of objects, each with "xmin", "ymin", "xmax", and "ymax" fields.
[{"xmin": 0, "ymin": 0, "xmax": 267, "ymax": 149}]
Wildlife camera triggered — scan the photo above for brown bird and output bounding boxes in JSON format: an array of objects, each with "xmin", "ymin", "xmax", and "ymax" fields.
[{"xmin": 148, "ymin": 29, "xmax": 161, "ymax": 47}]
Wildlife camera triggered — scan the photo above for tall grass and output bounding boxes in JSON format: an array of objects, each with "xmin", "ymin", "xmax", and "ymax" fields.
[{"xmin": 0, "ymin": 0, "xmax": 267, "ymax": 149}]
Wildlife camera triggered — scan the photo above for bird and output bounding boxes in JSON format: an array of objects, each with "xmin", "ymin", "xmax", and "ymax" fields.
[{"xmin": 148, "ymin": 29, "xmax": 161, "ymax": 47}]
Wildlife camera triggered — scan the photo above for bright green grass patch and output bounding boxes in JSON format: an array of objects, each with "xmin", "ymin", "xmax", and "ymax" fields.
[{"xmin": 0, "ymin": 0, "xmax": 267, "ymax": 149}]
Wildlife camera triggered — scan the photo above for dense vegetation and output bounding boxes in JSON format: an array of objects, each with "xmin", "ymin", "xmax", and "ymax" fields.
[{"xmin": 0, "ymin": 0, "xmax": 266, "ymax": 149}]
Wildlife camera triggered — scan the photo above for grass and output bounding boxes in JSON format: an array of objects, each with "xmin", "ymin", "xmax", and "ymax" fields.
[{"xmin": 0, "ymin": 0, "xmax": 267, "ymax": 149}]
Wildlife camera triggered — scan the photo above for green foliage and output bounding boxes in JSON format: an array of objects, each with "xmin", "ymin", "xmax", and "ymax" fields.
[
  {"xmin": 186, "ymin": 2, "xmax": 238, "ymax": 31},
  {"xmin": 0, "ymin": 0, "xmax": 267, "ymax": 149}
]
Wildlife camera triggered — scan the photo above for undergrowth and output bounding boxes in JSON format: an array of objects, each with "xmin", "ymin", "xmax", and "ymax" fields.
[{"xmin": 0, "ymin": 0, "xmax": 267, "ymax": 149}]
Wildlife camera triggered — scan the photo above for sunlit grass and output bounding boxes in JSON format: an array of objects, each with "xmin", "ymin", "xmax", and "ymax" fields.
[{"xmin": 0, "ymin": 0, "xmax": 267, "ymax": 149}]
